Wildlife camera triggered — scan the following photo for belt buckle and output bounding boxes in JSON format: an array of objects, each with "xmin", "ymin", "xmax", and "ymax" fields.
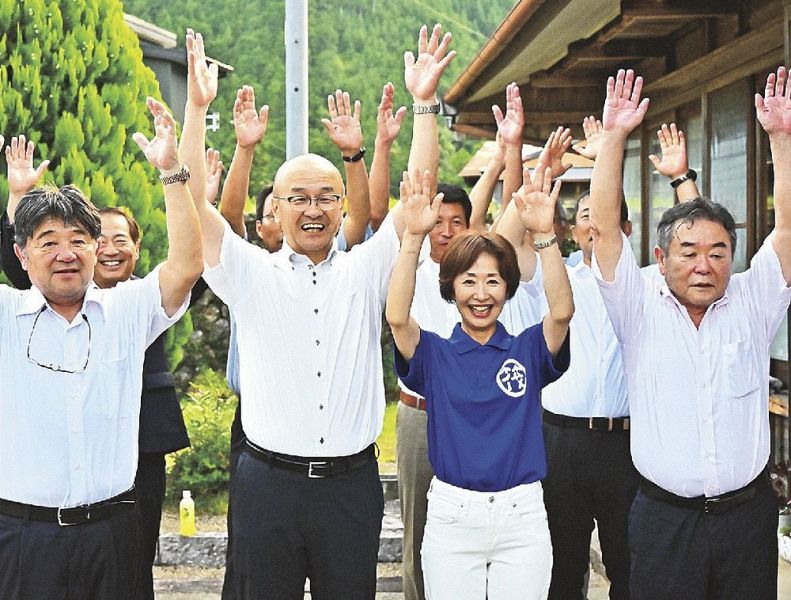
[
  {"xmin": 308, "ymin": 461, "xmax": 330, "ymax": 479},
  {"xmin": 588, "ymin": 417, "xmax": 614, "ymax": 431},
  {"xmin": 57, "ymin": 505, "xmax": 89, "ymax": 527}
]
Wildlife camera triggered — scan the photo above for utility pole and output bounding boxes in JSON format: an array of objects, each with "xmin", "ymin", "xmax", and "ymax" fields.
[{"xmin": 285, "ymin": 0, "xmax": 309, "ymax": 158}]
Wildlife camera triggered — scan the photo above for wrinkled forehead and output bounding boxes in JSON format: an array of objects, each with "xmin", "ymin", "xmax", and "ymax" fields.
[
  {"xmin": 32, "ymin": 216, "xmax": 92, "ymax": 240},
  {"xmin": 671, "ymin": 217, "xmax": 731, "ymax": 244},
  {"xmin": 273, "ymin": 154, "xmax": 344, "ymax": 196}
]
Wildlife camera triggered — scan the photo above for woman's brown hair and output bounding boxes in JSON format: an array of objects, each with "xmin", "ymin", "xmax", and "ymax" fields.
[{"xmin": 438, "ymin": 232, "xmax": 521, "ymax": 302}]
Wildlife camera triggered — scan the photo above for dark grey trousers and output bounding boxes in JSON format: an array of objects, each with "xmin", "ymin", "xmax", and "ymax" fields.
[{"xmin": 230, "ymin": 446, "xmax": 384, "ymax": 600}]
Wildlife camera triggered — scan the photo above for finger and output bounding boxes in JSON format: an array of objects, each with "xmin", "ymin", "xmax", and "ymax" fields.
[
  {"xmin": 582, "ymin": 116, "xmax": 591, "ymax": 138},
  {"xmin": 353, "ymin": 99, "xmax": 361, "ymax": 122},
  {"xmin": 327, "ymin": 94, "xmax": 338, "ymax": 119},
  {"xmin": 248, "ymin": 85, "xmax": 256, "ymax": 106},
  {"xmin": 430, "ymin": 192, "xmax": 444, "ymax": 215},
  {"xmin": 233, "ymin": 96, "xmax": 243, "ymax": 119},
  {"xmin": 521, "ymin": 163, "xmax": 532, "ymax": 192},
  {"xmin": 427, "ymin": 24, "xmax": 441, "ymax": 54},
  {"xmin": 434, "ymin": 32, "xmax": 452, "ymax": 62},
  {"xmin": 755, "ymin": 92, "xmax": 765, "ymax": 112},
  {"xmin": 531, "ymin": 164, "xmax": 545, "ymax": 191},
  {"xmin": 678, "ymin": 130, "xmax": 686, "ymax": 150},
  {"xmin": 595, "ymin": 119, "xmax": 603, "ymax": 134},
  {"xmin": 542, "ymin": 167, "xmax": 553, "ymax": 196},
  {"xmin": 549, "ymin": 179, "xmax": 562, "ymax": 202},
  {"xmin": 25, "ymin": 140, "xmax": 34, "ymax": 162},
  {"xmin": 637, "ymin": 97, "xmax": 650, "ymax": 116},
  {"xmin": 657, "ymin": 124, "xmax": 668, "ymax": 150},
  {"xmin": 648, "ymin": 154, "xmax": 661, "ymax": 170},
  {"xmin": 0, "ymin": 135, "xmax": 4, "ymax": 151},
  {"xmin": 320, "ymin": 118, "xmax": 334, "ymax": 136},
  {"xmin": 778, "ymin": 66, "xmax": 788, "ymax": 99},
  {"xmin": 259, "ymin": 105, "xmax": 270, "ymax": 126},
  {"xmin": 606, "ymin": 75, "xmax": 616, "ymax": 101},
  {"xmin": 513, "ymin": 190, "xmax": 526, "ymax": 214},
  {"xmin": 9, "ymin": 136, "xmax": 17, "ymax": 159},
  {"xmin": 421, "ymin": 169, "xmax": 432, "ymax": 199},
  {"xmin": 404, "ymin": 51, "xmax": 415, "ymax": 69},
  {"xmin": 34, "ymin": 160, "xmax": 50, "ymax": 179},
  {"xmin": 437, "ymin": 50, "xmax": 457, "ymax": 72},
  {"xmin": 613, "ymin": 69, "xmax": 625, "ymax": 100},
  {"xmin": 399, "ymin": 179, "xmax": 408, "ymax": 204},
  {"xmin": 492, "ymin": 105, "xmax": 504, "ymax": 125},
  {"xmin": 393, "ymin": 106, "xmax": 407, "ymax": 125},
  {"xmin": 335, "ymin": 90, "xmax": 345, "ymax": 115},
  {"xmin": 623, "ymin": 69, "xmax": 635, "ymax": 101},
  {"xmin": 630, "ymin": 75, "xmax": 644, "ymax": 106},
  {"xmin": 343, "ymin": 91, "xmax": 352, "ymax": 117},
  {"xmin": 418, "ymin": 24, "xmax": 428, "ymax": 55},
  {"xmin": 17, "ymin": 135, "xmax": 25, "ymax": 159},
  {"xmin": 132, "ymin": 132, "xmax": 150, "ymax": 152},
  {"xmin": 669, "ymin": 122, "xmax": 679, "ymax": 146},
  {"xmin": 765, "ymin": 72, "xmax": 776, "ymax": 98}
]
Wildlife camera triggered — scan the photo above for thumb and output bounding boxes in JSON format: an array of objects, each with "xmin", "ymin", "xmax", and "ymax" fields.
[
  {"xmin": 320, "ymin": 118, "xmax": 334, "ymax": 135},
  {"xmin": 648, "ymin": 154, "xmax": 660, "ymax": 170},
  {"xmin": 35, "ymin": 160, "xmax": 50, "ymax": 179},
  {"xmin": 132, "ymin": 132, "xmax": 150, "ymax": 153}
]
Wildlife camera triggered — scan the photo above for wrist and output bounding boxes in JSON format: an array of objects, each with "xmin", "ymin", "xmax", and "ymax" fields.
[
  {"xmin": 235, "ymin": 141, "xmax": 258, "ymax": 153},
  {"xmin": 532, "ymin": 232, "xmax": 556, "ymax": 244},
  {"xmin": 402, "ymin": 230, "xmax": 427, "ymax": 248},
  {"xmin": 411, "ymin": 94, "xmax": 438, "ymax": 104}
]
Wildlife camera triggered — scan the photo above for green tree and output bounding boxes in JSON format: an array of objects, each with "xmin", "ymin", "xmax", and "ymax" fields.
[{"xmin": 0, "ymin": 0, "xmax": 192, "ymax": 367}]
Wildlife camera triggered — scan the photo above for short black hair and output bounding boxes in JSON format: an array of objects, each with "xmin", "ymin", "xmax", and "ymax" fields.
[
  {"xmin": 256, "ymin": 185, "xmax": 275, "ymax": 221},
  {"xmin": 656, "ymin": 196, "xmax": 736, "ymax": 255},
  {"xmin": 575, "ymin": 190, "xmax": 629, "ymax": 224},
  {"xmin": 14, "ymin": 185, "xmax": 102, "ymax": 248},
  {"xmin": 437, "ymin": 183, "xmax": 472, "ymax": 226}
]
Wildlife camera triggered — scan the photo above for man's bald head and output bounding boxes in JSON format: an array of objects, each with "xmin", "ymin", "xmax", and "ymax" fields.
[{"xmin": 273, "ymin": 153, "xmax": 344, "ymax": 197}]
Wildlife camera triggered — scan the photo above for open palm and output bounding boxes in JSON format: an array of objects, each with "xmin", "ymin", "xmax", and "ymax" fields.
[{"xmin": 756, "ymin": 67, "xmax": 791, "ymax": 136}]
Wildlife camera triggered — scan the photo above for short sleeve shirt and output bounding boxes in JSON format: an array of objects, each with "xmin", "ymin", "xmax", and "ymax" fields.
[{"xmin": 395, "ymin": 322, "xmax": 570, "ymax": 492}]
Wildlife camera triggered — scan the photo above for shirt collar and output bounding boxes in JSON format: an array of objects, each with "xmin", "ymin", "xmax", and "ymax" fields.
[
  {"xmin": 16, "ymin": 282, "xmax": 106, "ymax": 320},
  {"xmin": 449, "ymin": 321, "xmax": 513, "ymax": 354},
  {"xmin": 272, "ymin": 237, "xmax": 340, "ymax": 271}
]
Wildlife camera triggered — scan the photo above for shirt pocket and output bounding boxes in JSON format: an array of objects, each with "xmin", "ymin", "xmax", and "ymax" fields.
[
  {"xmin": 99, "ymin": 351, "xmax": 133, "ymax": 419},
  {"xmin": 722, "ymin": 340, "xmax": 760, "ymax": 399}
]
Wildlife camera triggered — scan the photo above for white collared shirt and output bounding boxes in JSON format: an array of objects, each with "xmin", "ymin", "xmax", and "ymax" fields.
[
  {"xmin": 539, "ymin": 260, "xmax": 628, "ymax": 417},
  {"xmin": 592, "ymin": 234, "xmax": 791, "ymax": 497},
  {"xmin": 203, "ymin": 215, "xmax": 400, "ymax": 457},
  {"xmin": 0, "ymin": 266, "xmax": 187, "ymax": 507}
]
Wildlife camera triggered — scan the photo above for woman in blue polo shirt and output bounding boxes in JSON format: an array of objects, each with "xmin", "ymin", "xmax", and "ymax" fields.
[{"xmin": 386, "ymin": 168, "xmax": 573, "ymax": 599}]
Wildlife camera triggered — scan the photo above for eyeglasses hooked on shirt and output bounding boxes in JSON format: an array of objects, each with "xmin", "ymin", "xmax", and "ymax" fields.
[
  {"xmin": 272, "ymin": 194, "xmax": 342, "ymax": 212},
  {"xmin": 26, "ymin": 307, "xmax": 92, "ymax": 373}
]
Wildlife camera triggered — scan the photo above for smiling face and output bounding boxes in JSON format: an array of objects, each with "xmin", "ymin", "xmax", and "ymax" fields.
[
  {"xmin": 452, "ymin": 252, "xmax": 508, "ymax": 343},
  {"xmin": 655, "ymin": 218, "xmax": 733, "ymax": 321},
  {"xmin": 94, "ymin": 213, "xmax": 140, "ymax": 288},
  {"xmin": 428, "ymin": 202, "xmax": 468, "ymax": 263},
  {"xmin": 255, "ymin": 193, "xmax": 284, "ymax": 253},
  {"xmin": 15, "ymin": 217, "xmax": 98, "ymax": 312},
  {"xmin": 272, "ymin": 154, "xmax": 344, "ymax": 264}
]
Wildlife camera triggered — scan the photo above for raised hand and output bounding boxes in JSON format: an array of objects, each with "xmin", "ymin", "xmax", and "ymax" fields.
[
  {"xmin": 572, "ymin": 115, "xmax": 603, "ymax": 159},
  {"xmin": 539, "ymin": 126, "xmax": 573, "ymax": 178},
  {"xmin": 376, "ymin": 82, "xmax": 407, "ymax": 146},
  {"xmin": 321, "ymin": 89, "xmax": 364, "ymax": 155},
  {"xmin": 404, "ymin": 24, "xmax": 457, "ymax": 102},
  {"xmin": 233, "ymin": 85, "xmax": 269, "ymax": 148},
  {"xmin": 756, "ymin": 66, "xmax": 791, "ymax": 138},
  {"xmin": 648, "ymin": 123, "xmax": 688, "ymax": 179},
  {"xmin": 492, "ymin": 82, "xmax": 524, "ymax": 146},
  {"xmin": 5, "ymin": 134, "xmax": 50, "ymax": 196},
  {"xmin": 602, "ymin": 69, "xmax": 649, "ymax": 136},
  {"xmin": 400, "ymin": 169, "xmax": 443, "ymax": 236},
  {"xmin": 133, "ymin": 98, "xmax": 180, "ymax": 173},
  {"xmin": 513, "ymin": 165, "xmax": 562, "ymax": 236},
  {"xmin": 205, "ymin": 148, "xmax": 223, "ymax": 205},
  {"xmin": 185, "ymin": 28, "xmax": 218, "ymax": 109}
]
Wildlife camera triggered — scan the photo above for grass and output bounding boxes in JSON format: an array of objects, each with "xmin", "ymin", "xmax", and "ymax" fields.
[{"xmin": 376, "ymin": 401, "xmax": 398, "ymax": 474}]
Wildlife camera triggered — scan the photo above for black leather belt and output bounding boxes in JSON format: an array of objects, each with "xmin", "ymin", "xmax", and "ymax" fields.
[
  {"xmin": 639, "ymin": 470, "xmax": 767, "ymax": 515},
  {"xmin": 543, "ymin": 410, "xmax": 630, "ymax": 432},
  {"xmin": 245, "ymin": 440, "xmax": 376, "ymax": 479},
  {"xmin": 0, "ymin": 487, "xmax": 136, "ymax": 526}
]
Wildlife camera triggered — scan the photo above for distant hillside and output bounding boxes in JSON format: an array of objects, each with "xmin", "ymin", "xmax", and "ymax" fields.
[{"xmin": 122, "ymin": 0, "xmax": 515, "ymax": 195}]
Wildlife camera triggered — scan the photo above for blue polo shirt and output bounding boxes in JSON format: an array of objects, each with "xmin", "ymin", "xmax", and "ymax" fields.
[{"xmin": 395, "ymin": 321, "xmax": 570, "ymax": 492}]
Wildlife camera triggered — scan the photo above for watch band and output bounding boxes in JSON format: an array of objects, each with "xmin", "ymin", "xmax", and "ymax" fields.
[
  {"xmin": 412, "ymin": 103, "xmax": 440, "ymax": 115},
  {"xmin": 342, "ymin": 147, "xmax": 366, "ymax": 163},
  {"xmin": 532, "ymin": 235, "xmax": 558, "ymax": 250},
  {"xmin": 159, "ymin": 165, "xmax": 191, "ymax": 186},
  {"xmin": 670, "ymin": 169, "xmax": 697, "ymax": 189}
]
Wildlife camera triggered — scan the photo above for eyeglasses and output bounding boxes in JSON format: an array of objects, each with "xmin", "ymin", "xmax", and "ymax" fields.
[
  {"xmin": 27, "ymin": 307, "xmax": 91, "ymax": 373},
  {"xmin": 272, "ymin": 194, "xmax": 342, "ymax": 212}
]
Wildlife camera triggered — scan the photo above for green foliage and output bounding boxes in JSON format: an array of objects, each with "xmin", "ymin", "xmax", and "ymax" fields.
[
  {"xmin": 121, "ymin": 0, "xmax": 514, "ymax": 196},
  {"xmin": 0, "ymin": 0, "xmax": 192, "ymax": 363},
  {"xmin": 166, "ymin": 368, "xmax": 236, "ymax": 509}
]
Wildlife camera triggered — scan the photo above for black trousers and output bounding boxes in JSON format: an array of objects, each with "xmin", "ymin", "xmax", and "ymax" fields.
[
  {"xmin": 629, "ymin": 474, "xmax": 777, "ymax": 600},
  {"xmin": 133, "ymin": 452, "xmax": 166, "ymax": 600},
  {"xmin": 231, "ymin": 447, "xmax": 384, "ymax": 600},
  {"xmin": 542, "ymin": 422, "xmax": 638, "ymax": 600},
  {"xmin": 221, "ymin": 398, "xmax": 246, "ymax": 600},
  {"xmin": 0, "ymin": 506, "xmax": 139, "ymax": 599}
]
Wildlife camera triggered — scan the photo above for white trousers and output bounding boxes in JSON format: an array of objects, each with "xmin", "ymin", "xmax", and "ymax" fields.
[{"xmin": 421, "ymin": 477, "xmax": 552, "ymax": 600}]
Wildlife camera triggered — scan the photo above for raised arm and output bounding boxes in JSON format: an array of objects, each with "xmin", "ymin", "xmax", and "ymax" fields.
[
  {"xmin": 589, "ymin": 69, "xmax": 649, "ymax": 281},
  {"xmin": 220, "ymin": 85, "xmax": 269, "ymax": 237},
  {"xmin": 132, "ymin": 99, "xmax": 203, "ymax": 316},
  {"xmin": 321, "ymin": 89, "xmax": 370, "ymax": 248},
  {"xmin": 513, "ymin": 166, "xmax": 573, "ymax": 355},
  {"xmin": 468, "ymin": 135, "xmax": 505, "ymax": 232},
  {"xmin": 5, "ymin": 135, "xmax": 50, "ymax": 225},
  {"xmin": 369, "ymin": 82, "xmax": 406, "ymax": 231},
  {"xmin": 648, "ymin": 122, "xmax": 700, "ymax": 201},
  {"xmin": 405, "ymin": 24, "xmax": 456, "ymax": 192},
  {"xmin": 756, "ymin": 66, "xmax": 791, "ymax": 283},
  {"xmin": 179, "ymin": 29, "xmax": 217, "ymax": 221},
  {"xmin": 385, "ymin": 169, "xmax": 443, "ymax": 361},
  {"xmin": 180, "ymin": 28, "xmax": 226, "ymax": 267}
]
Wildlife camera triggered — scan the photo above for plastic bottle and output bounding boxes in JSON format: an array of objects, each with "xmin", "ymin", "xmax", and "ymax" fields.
[{"xmin": 179, "ymin": 490, "xmax": 196, "ymax": 536}]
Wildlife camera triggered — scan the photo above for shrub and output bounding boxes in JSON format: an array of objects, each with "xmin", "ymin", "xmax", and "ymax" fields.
[{"xmin": 166, "ymin": 368, "xmax": 236, "ymax": 512}]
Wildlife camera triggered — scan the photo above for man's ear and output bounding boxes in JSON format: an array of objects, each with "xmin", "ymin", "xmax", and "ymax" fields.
[
  {"xmin": 13, "ymin": 243, "xmax": 29, "ymax": 272},
  {"xmin": 272, "ymin": 199, "xmax": 281, "ymax": 224},
  {"xmin": 621, "ymin": 219, "xmax": 633, "ymax": 237},
  {"xmin": 654, "ymin": 245, "xmax": 667, "ymax": 276},
  {"xmin": 133, "ymin": 240, "xmax": 141, "ymax": 260}
]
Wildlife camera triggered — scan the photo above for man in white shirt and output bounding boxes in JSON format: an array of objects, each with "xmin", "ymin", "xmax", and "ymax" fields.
[
  {"xmin": 589, "ymin": 67, "xmax": 791, "ymax": 600},
  {"xmin": 0, "ymin": 98, "xmax": 202, "ymax": 600}
]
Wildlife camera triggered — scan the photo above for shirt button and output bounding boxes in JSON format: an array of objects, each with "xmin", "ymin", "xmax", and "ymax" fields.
[
  {"xmin": 319, "ymin": 404, "xmax": 324, "ymax": 410},
  {"xmin": 312, "ymin": 280, "xmax": 317, "ymax": 285},
  {"xmin": 314, "ymin": 308, "xmax": 319, "ymax": 314},
  {"xmin": 317, "ymin": 371, "xmax": 321, "ymax": 377},
  {"xmin": 488, "ymin": 496, "xmax": 494, "ymax": 503},
  {"xmin": 312, "ymin": 271, "xmax": 316, "ymax": 277},
  {"xmin": 320, "ymin": 437, "xmax": 324, "ymax": 444},
  {"xmin": 315, "ymin": 340, "xmax": 320, "ymax": 345}
]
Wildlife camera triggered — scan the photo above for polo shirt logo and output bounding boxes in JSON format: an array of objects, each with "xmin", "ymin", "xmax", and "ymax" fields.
[{"xmin": 496, "ymin": 359, "xmax": 527, "ymax": 398}]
